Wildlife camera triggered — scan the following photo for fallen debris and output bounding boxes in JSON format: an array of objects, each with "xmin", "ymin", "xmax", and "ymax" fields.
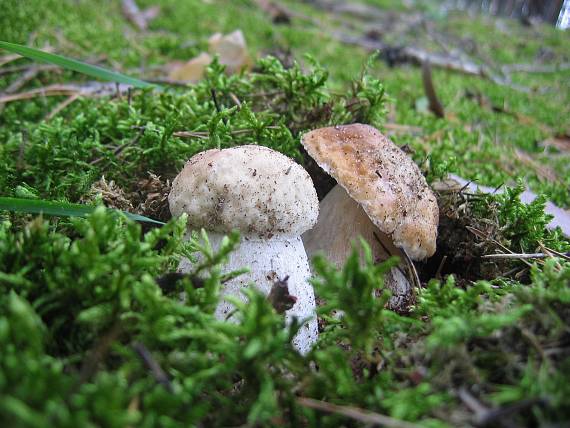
[
  {"xmin": 121, "ymin": 0, "xmax": 160, "ymax": 31},
  {"xmin": 446, "ymin": 174, "xmax": 570, "ymax": 237},
  {"xmin": 253, "ymin": 0, "xmax": 292, "ymax": 24},
  {"xmin": 168, "ymin": 30, "xmax": 252, "ymax": 82},
  {"xmin": 421, "ymin": 61, "xmax": 445, "ymax": 118},
  {"xmin": 0, "ymin": 81, "xmax": 133, "ymax": 105}
]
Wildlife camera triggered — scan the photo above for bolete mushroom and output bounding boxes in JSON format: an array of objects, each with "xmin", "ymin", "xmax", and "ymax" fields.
[
  {"xmin": 301, "ymin": 124, "xmax": 439, "ymax": 311},
  {"xmin": 168, "ymin": 145, "xmax": 319, "ymax": 354}
]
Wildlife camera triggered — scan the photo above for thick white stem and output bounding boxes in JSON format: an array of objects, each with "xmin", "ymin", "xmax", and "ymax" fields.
[
  {"xmin": 179, "ymin": 233, "xmax": 318, "ymax": 355},
  {"xmin": 302, "ymin": 185, "xmax": 413, "ymax": 312}
]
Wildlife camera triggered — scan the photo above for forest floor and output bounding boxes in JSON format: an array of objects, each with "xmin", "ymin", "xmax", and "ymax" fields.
[{"xmin": 1, "ymin": 1, "xmax": 570, "ymax": 427}]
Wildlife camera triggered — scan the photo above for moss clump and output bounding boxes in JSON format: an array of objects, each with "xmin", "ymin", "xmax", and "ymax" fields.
[{"xmin": 1, "ymin": 208, "xmax": 569, "ymax": 426}]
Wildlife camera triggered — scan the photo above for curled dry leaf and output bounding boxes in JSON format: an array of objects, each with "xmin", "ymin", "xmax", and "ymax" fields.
[
  {"xmin": 168, "ymin": 52, "xmax": 212, "ymax": 83},
  {"xmin": 168, "ymin": 30, "xmax": 252, "ymax": 82}
]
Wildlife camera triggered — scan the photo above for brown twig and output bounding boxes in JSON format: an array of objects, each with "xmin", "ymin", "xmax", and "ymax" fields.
[
  {"xmin": 421, "ymin": 61, "xmax": 445, "ymax": 118},
  {"xmin": 44, "ymin": 93, "xmax": 81, "ymax": 121},
  {"xmin": 78, "ymin": 321, "xmax": 122, "ymax": 386},
  {"xmin": 89, "ymin": 127, "xmax": 145, "ymax": 166},
  {"xmin": 2, "ymin": 66, "xmax": 43, "ymax": 95},
  {"xmin": 296, "ymin": 397, "xmax": 421, "ymax": 428},
  {"xmin": 329, "ymin": 32, "xmax": 534, "ymax": 93},
  {"xmin": 460, "ymin": 386, "xmax": 545, "ymax": 427},
  {"xmin": 0, "ymin": 53, "xmax": 21, "ymax": 67},
  {"xmin": 466, "ymin": 226, "xmax": 534, "ymax": 268},
  {"xmin": 173, "ymin": 125, "xmax": 281, "ymax": 139},
  {"xmin": 229, "ymin": 92, "xmax": 242, "ymax": 108},
  {"xmin": 434, "ymin": 255, "xmax": 447, "ymax": 279},
  {"xmin": 133, "ymin": 342, "xmax": 174, "ymax": 393},
  {"xmin": 0, "ymin": 81, "xmax": 134, "ymax": 105}
]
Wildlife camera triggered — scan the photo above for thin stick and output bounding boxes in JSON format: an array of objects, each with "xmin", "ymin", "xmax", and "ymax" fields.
[
  {"xmin": 78, "ymin": 321, "xmax": 122, "ymax": 385},
  {"xmin": 0, "ymin": 53, "xmax": 21, "ymax": 67},
  {"xmin": 2, "ymin": 66, "xmax": 43, "ymax": 95},
  {"xmin": 0, "ymin": 81, "xmax": 133, "ymax": 105},
  {"xmin": 435, "ymin": 255, "xmax": 447, "ymax": 278},
  {"xmin": 297, "ymin": 397, "xmax": 421, "ymax": 428},
  {"xmin": 540, "ymin": 245, "xmax": 570, "ymax": 262},
  {"xmin": 44, "ymin": 93, "xmax": 81, "ymax": 121},
  {"xmin": 132, "ymin": 342, "xmax": 173, "ymax": 393},
  {"xmin": 481, "ymin": 251, "xmax": 570, "ymax": 260},
  {"xmin": 501, "ymin": 62, "xmax": 570, "ymax": 74},
  {"xmin": 421, "ymin": 61, "xmax": 445, "ymax": 118},
  {"xmin": 229, "ymin": 92, "xmax": 242, "ymax": 107},
  {"xmin": 90, "ymin": 128, "xmax": 145, "ymax": 166},
  {"xmin": 173, "ymin": 126, "xmax": 281, "ymax": 138},
  {"xmin": 401, "ymin": 248, "xmax": 422, "ymax": 295},
  {"xmin": 466, "ymin": 226, "xmax": 534, "ymax": 268}
]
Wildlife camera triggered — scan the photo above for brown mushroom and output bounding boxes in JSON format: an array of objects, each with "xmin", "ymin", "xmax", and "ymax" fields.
[{"xmin": 301, "ymin": 124, "xmax": 439, "ymax": 311}]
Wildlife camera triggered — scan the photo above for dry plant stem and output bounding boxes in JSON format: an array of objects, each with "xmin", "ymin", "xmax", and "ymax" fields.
[
  {"xmin": 501, "ymin": 62, "xmax": 570, "ymax": 74},
  {"xmin": 421, "ymin": 61, "xmax": 445, "ymax": 118},
  {"xmin": 173, "ymin": 126, "xmax": 280, "ymax": 139},
  {"xmin": 482, "ymin": 251, "xmax": 570, "ymax": 260},
  {"xmin": 0, "ymin": 82, "xmax": 133, "ymax": 105},
  {"xmin": 296, "ymin": 397, "xmax": 422, "ymax": 428},
  {"xmin": 0, "ymin": 53, "xmax": 21, "ymax": 67},
  {"xmin": 330, "ymin": 32, "xmax": 533, "ymax": 93},
  {"xmin": 77, "ymin": 321, "xmax": 122, "ymax": 386},
  {"xmin": 466, "ymin": 226, "xmax": 534, "ymax": 268},
  {"xmin": 458, "ymin": 387, "xmax": 544, "ymax": 428},
  {"xmin": 2, "ymin": 66, "xmax": 44, "ymax": 95},
  {"xmin": 89, "ymin": 128, "xmax": 145, "ymax": 166},
  {"xmin": 44, "ymin": 93, "xmax": 81, "ymax": 121},
  {"xmin": 132, "ymin": 342, "xmax": 174, "ymax": 393}
]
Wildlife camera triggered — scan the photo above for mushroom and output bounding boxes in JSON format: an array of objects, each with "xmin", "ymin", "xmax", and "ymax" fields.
[
  {"xmin": 301, "ymin": 124, "xmax": 439, "ymax": 311},
  {"xmin": 168, "ymin": 145, "xmax": 319, "ymax": 354}
]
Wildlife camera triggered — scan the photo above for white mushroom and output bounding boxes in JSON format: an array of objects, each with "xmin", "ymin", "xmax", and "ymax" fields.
[
  {"xmin": 168, "ymin": 145, "xmax": 319, "ymax": 354},
  {"xmin": 301, "ymin": 124, "xmax": 439, "ymax": 311}
]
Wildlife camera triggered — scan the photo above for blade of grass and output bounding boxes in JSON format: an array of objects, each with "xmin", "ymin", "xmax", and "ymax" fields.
[
  {"xmin": 0, "ymin": 41, "xmax": 158, "ymax": 89},
  {"xmin": 0, "ymin": 197, "xmax": 165, "ymax": 225}
]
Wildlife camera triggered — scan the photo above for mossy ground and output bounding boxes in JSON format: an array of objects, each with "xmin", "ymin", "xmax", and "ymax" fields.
[{"xmin": 1, "ymin": 1, "xmax": 570, "ymax": 427}]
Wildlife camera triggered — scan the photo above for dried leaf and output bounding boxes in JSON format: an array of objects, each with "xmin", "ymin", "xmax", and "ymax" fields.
[
  {"xmin": 540, "ymin": 135, "xmax": 570, "ymax": 153},
  {"xmin": 168, "ymin": 52, "xmax": 212, "ymax": 82},
  {"xmin": 208, "ymin": 30, "xmax": 252, "ymax": 74},
  {"xmin": 167, "ymin": 30, "xmax": 252, "ymax": 83}
]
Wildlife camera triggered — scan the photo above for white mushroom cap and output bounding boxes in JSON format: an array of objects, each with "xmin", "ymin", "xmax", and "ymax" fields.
[
  {"xmin": 301, "ymin": 124, "xmax": 439, "ymax": 260},
  {"xmin": 168, "ymin": 145, "xmax": 319, "ymax": 238}
]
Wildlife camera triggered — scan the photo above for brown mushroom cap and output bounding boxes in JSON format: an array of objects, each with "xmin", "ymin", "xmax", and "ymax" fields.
[{"xmin": 301, "ymin": 124, "xmax": 438, "ymax": 260}]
